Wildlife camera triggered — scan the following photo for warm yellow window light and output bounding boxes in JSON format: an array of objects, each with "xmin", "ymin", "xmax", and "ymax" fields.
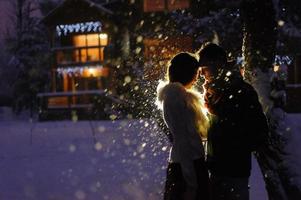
[
  {"xmin": 73, "ymin": 35, "xmax": 86, "ymax": 47},
  {"xmin": 87, "ymin": 34, "xmax": 99, "ymax": 46},
  {"xmin": 99, "ymin": 33, "xmax": 108, "ymax": 46},
  {"xmin": 99, "ymin": 33, "xmax": 108, "ymax": 39},
  {"xmin": 73, "ymin": 33, "xmax": 108, "ymax": 47},
  {"xmin": 88, "ymin": 68, "xmax": 97, "ymax": 77}
]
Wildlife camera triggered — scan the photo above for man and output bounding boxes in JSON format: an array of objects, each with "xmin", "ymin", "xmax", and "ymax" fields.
[{"xmin": 198, "ymin": 43, "xmax": 269, "ymax": 200}]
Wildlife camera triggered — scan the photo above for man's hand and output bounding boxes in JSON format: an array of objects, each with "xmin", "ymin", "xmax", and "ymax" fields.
[{"xmin": 204, "ymin": 84, "xmax": 222, "ymax": 115}]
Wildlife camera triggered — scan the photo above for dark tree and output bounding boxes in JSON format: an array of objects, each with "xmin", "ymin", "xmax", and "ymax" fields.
[{"xmin": 6, "ymin": 0, "xmax": 50, "ymax": 116}]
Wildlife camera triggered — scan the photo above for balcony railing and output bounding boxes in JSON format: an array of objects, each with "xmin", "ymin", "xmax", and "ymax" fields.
[
  {"xmin": 37, "ymin": 90, "xmax": 126, "ymax": 120},
  {"xmin": 52, "ymin": 45, "xmax": 107, "ymax": 66}
]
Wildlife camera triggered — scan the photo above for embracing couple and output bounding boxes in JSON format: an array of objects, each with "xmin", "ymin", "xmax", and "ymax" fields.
[{"xmin": 157, "ymin": 43, "xmax": 269, "ymax": 200}]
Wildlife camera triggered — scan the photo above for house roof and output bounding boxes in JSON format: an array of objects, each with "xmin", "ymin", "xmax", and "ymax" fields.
[{"xmin": 42, "ymin": 0, "xmax": 113, "ymax": 26}]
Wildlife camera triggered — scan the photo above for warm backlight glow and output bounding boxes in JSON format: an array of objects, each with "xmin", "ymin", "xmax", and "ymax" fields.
[
  {"xmin": 82, "ymin": 67, "xmax": 109, "ymax": 78},
  {"xmin": 88, "ymin": 68, "xmax": 97, "ymax": 76}
]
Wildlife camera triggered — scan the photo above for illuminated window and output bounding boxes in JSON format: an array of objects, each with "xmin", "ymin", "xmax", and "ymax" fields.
[
  {"xmin": 144, "ymin": 0, "xmax": 165, "ymax": 12},
  {"xmin": 87, "ymin": 34, "xmax": 99, "ymax": 46},
  {"xmin": 73, "ymin": 35, "xmax": 87, "ymax": 47},
  {"xmin": 71, "ymin": 33, "xmax": 108, "ymax": 62},
  {"xmin": 99, "ymin": 33, "xmax": 108, "ymax": 46},
  {"xmin": 87, "ymin": 48, "xmax": 99, "ymax": 61},
  {"xmin": 144, "ymin": 0, "xmax": 189, "ymax": 12},
  {"xmin": 73, "ymin": 34, "xmax": 107, "ymax": 47}
]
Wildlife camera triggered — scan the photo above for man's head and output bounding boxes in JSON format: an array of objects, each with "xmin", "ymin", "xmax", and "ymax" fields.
[
  {"xmin": 168, "ymin": 52, "xmax": 199, "ymax": 88},
  {"xmin": 198, "ymin": 43, "xmax": 228, "ymax": 82}
]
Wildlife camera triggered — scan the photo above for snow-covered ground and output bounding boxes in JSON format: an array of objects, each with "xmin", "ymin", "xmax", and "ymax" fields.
[{"xmin": 0, "ymin": 114, "xmax": 300, "ymax": 200}]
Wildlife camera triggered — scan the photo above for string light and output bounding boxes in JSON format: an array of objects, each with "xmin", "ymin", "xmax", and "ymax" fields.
[
  {"xmin": 56, "ymin": 65, "xmax": 104, "ymax": 76},
  {"xmin": 236, "ymin": 55, "xmax": 292, "ymax": 65},
  {"xmin": 56, "ymin": 21, "xmax": 103, "ymax": 36},
  {"xmin": 274, "ymin": 55, "xmax": 292, "ymax": 65}
]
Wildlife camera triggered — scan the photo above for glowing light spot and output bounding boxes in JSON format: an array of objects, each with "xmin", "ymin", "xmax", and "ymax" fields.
[
  {"xmin": 162, "ymin": 146, "xmax": 168, "ymax": 151},
  {"xmin": 72, "ymin": 111, "xmax": 78, "ymax": 122},
  {"xmin": 144, "ymin": 122, "xmax": 149, "ymax": 127},
  {"xmin": 274, "ymin": 65, "xmax": 280, "ymax": 72},
  {"xmin": 109, "ymin": 114, "xmax": 117, "ymax": 120},
  {"xmin": 99, "ymin": 33, "xmax": 108, "ymax": 46},
  {"xmin": 98, "ymin": 126, "xmax": 106, "ymax": 132},
  {"xmin": 135, "ymin": 47, "xmax": 142, "ymax": 54},
  {"xmin": 137, "ymin": 144, "xmax": 145, "ymax": 153},
  {"xmin": 94, "ymin": 142, "xmax": 103, "ymax": 151},
  {"xmin": 226, "ymin": 71, "xmax": 232, "ymax": 76},
  {"xmin": 278, "ymin": 20, "xmax": 285, "ymax": 27},
  {"xmin": 124, "ymin": 139, "xmax": 131, "ymax": 146},
  {"xmin": 124, "ymin": 76, "xmax": 132, "ymax": 83},
  {"xmin": 88, "ymin": 68, "xmax": 96, "ymax": 76},
  {"xmin": 136, "ymin": 36, "xmax": 143, "ymax": 43},
  {"xmin": 69, "ymin": 144, "xmax": 76, "ymax": 153}
]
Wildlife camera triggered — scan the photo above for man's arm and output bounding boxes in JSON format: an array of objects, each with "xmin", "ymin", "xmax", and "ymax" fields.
[{"xmin": 242, "ymin": 85, "xmax": 269, "ymax": 151}]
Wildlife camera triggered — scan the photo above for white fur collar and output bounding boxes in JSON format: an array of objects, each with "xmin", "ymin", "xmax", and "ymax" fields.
[
  {"xmin": 156, "ymin": 80, "xmax": 209, "ymax": 138},
  {"xmin": 156, "ymin": 81, "xmax": 204, "ymax": 109}
]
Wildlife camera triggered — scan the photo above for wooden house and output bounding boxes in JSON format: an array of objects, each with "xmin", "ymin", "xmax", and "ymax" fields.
[{"xmin": 38, "ymin": 0, "xmax": 194, "ymax": 119}]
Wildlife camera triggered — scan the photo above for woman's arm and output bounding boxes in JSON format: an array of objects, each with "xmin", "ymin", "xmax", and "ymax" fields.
[{"xmin": 164, "ymin": 98, "xmax": 199, "ymax": 189}]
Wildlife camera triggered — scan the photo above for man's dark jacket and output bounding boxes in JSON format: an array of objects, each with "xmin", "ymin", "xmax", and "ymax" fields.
[{"xmin": 206, "ymin": 74, "xmax": 269, "ymax": 177}]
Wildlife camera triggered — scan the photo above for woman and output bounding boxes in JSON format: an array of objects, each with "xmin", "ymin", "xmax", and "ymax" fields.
[{"xmin": 157, "ymin": 52, "xmax": 210, "ymax": 200}]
